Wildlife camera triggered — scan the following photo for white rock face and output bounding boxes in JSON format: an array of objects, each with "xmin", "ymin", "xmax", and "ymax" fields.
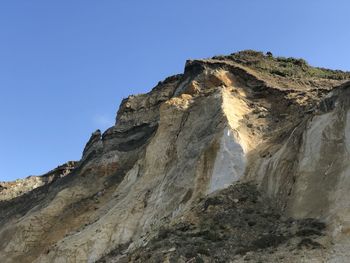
[{"xmin": 208, "ymin": 128, "xmax": 246, "ymax": 194}]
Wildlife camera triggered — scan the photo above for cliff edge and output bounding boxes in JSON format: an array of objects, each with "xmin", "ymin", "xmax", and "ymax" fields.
[{"xmin": 1, "ymin": 50, "xmax": 350, "ymax": 263}]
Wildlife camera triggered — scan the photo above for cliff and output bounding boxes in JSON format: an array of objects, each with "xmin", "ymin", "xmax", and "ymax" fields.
[
  {"xmin": 0, "ymin": 161, "xmax": 77, "ymax": 202},
  {"xmin": 1, "ymin": 50, "xmax": 350, "ymax": 262}
]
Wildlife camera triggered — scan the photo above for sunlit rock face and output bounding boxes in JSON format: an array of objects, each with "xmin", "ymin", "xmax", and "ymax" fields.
[
  {"xmin": 208, "ymin": 128, "xmax": 246, "ymax": 194},
  {"xmin": 1, "ymin": 50, "xmax": 350, "ymax": 263}
]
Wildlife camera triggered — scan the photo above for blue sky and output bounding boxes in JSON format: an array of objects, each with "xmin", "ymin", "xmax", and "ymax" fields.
[{"xmin": 1, "ymin": 1, "xmax": 349, "ymax": 181}]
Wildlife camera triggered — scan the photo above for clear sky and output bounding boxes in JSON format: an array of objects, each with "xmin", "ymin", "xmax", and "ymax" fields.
[{"xmin": 1, "ymin": 1, "xmax": 349, "ymax": 181}]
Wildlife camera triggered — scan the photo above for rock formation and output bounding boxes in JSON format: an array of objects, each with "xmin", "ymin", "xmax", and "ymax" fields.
[
  {"xmin": 1, "ymin": 50, "xmax": 350, "ymax": 262},
  {"xmin": 0, "ymin": 161, "xmax": 77, "ymax": 202}
]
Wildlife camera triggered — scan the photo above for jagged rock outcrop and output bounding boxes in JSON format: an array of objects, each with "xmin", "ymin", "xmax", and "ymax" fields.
[
  {"xmin": 1, "ymin": 50, "xmax": 350, "ymax": 262},
  {"xmin": 0, "ymin": 161, "xmax": 77, "ymax": 202}
]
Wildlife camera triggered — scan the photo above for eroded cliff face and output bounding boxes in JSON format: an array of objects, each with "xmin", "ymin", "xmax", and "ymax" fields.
[
  {"xmin": 1, "ymin": 51, "xmax": 350, "ymax": 262},
  {"xmin": 0, "ymin": 162, "xmax": 77, "ymax": 202}
]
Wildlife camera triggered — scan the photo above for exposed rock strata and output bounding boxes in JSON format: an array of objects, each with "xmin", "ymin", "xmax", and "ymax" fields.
[
  {"xmin": 0, "ymin": 161, "xmax": 77, "ymax": 202},
  {"xmin": 1, "ymin": 51, "xmax": 350, "ymax": 262}
]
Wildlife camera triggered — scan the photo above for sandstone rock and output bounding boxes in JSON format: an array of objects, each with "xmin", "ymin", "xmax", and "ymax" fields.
[
  {"xmin": 0, "ymin": 161, "xmax": 77, "ymax": 202},
  {"xmin": 1, "ymin": 51, "xmax": 350, "ymax": 263}
]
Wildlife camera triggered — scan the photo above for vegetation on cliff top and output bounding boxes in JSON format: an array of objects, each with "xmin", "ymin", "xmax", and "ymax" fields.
[{"xmin": 213, "ymin": 50, "xmax": 350, "ymax": 81}]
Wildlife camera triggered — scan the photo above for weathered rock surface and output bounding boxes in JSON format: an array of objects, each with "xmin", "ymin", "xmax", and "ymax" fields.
[
  {"xmin": 0, "ymin": 161, "xmax": 77, "ymax": 202},
  {"xmin": 1, "ymin": 50, "xmax": 350, "ymax": 262}
]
